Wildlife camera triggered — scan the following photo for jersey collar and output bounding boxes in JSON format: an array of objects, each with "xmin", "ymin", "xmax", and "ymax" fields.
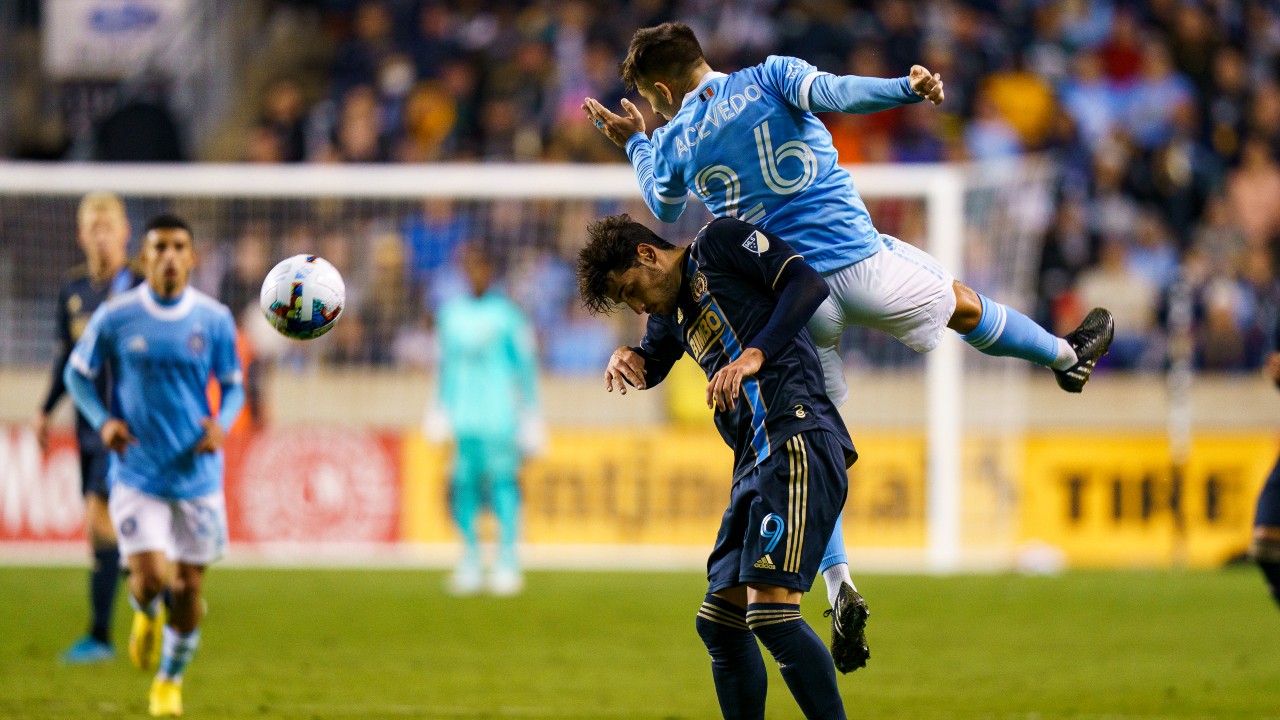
[
  {"xmin": 139, "ymin": 286, "xmax": 195, "ymax": 321},
  {"xmin": 681, "ymin": 71, "xmax": 728, "ymax": 109}
]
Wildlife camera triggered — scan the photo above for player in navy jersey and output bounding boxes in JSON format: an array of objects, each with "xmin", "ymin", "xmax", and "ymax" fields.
[
  {"xmin": 579, "ymin": 213, "xmax": 857, "ymax": 720},
  {"xmin": 1253, "ymin": 316, "xmax": 1280, "ymax": 609},
  {"xmin": 66, "ymin": 214, "xmax": 244, "ymax": 717},
  {"xmin": 583, "ymin": 21, "xmax": 1115, "ymax": 671},
  {"xmin": 35, "ymin": 192, "xmax": 142, "ymax": 664}
]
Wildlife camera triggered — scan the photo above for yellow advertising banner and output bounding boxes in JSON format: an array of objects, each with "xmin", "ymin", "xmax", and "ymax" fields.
[{"xmin": 400, "ymin": 429, "xmax": 1277, "ymax": 568}]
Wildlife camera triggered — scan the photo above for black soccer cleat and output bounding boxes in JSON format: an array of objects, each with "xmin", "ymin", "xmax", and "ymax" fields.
[
  {"xmin": 1054, "ymin": 307, "xmax": 1114, "ymax": 393},
  {"xmin": 824, "ymin": 582, "xmax": 870, "ymax": 674}
]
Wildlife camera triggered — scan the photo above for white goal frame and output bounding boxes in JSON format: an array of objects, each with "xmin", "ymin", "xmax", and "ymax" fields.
[{"xmin": 0, "ymin": 160, "xmax": 966, "ymax": 572}]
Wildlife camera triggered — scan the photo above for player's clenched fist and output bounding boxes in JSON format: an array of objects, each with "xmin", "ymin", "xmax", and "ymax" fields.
[
  {"xmin": 605, "ymin": 345, "xmax": 648, "ymax": 394},
  {"xmin": 909, "ymin": 65, "xmax": 944, "ymax": 105}
]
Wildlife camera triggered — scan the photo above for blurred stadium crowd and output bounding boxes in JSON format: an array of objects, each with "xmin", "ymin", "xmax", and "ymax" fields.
[{"xmin": 5, "ymin": 0, "xmax": 1280, "ymax": 374}]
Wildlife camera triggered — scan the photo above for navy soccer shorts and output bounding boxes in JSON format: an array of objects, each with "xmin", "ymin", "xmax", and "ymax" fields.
[
  {"xmin": 80, "ymin": 448, "xmax": 110, "ymax": 499},
  {"xmin": 707, "ymin": 429, "xmax": 850, "ymax": 594}
]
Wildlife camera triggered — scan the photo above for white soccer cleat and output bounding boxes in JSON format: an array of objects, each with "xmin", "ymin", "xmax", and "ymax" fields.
[{"xmin": 487, "ymin": 567, "xmax": 524, "ymax": 597}]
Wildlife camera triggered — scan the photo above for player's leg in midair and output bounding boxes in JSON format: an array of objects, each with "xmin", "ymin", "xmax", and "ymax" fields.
[
  {"xmin": 448, "ymin": 436, "xmax": 485, "ymax": 595},
  {"xmin": 805, "ymin": 274, "xmax": 870, "ymax": 674},
  {"xmin": 1252, "ymin": 454, "xmax": 1280, "ymax": 608}
]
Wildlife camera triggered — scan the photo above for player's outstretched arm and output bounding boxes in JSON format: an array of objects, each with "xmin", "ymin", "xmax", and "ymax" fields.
[
  {"xmin": 582, "ymin": 97, "xmax": 646, "ymax": 149},
  {"xmin": 804, "ymin": 64, "xmax": 943, "ymax": 114},
  {"xmin": 605, "ymin": 345, "xmax": 648, "ymax": 394}
]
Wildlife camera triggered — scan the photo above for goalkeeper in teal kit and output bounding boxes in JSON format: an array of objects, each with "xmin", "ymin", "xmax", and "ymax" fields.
[
  {"xmin": 425, "ymin": 243, "xmax": 544, "ymax": 597},
  {"xmin": 584, "ymin": 22, "xmax": 1115, "ymax": 672}
]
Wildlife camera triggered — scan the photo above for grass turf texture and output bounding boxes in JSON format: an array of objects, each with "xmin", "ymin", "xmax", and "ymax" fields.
[{"xmin": 2, "ymin": 567, "xmax": 1277, "ymax": 719}]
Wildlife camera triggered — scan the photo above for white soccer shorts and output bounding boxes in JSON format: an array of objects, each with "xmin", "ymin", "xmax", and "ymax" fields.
[
  {"xmin": 108, "ymin": 484, "xmax": 228, "ymax": 565},
  {"xmin": 807, "ymin": 234, "xmax": 957, "ymax": 406}
]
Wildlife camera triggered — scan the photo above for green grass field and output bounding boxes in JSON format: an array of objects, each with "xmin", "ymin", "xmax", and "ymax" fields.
[{"xmin": 2, "ymin": 566, "xmax": 1277, "ymax": 719}]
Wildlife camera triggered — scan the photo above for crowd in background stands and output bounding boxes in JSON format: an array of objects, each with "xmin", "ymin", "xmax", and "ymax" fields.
[
  {"xmin": 229, "ymin": 0, "xmax": 1280, "ymax": 374},
  {"xmin": 9, "ymin": 0, "xmax": 1277, "ymax": 375}
]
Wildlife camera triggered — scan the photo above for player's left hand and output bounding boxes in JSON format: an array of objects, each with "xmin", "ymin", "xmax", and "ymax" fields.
[
  {"xmin": 909, "ymin": 65, "xmax": 945, "ymax": 105},
  {"xmin": 582, "ymin": 97, "xmax": 646, "ymax": 149},
  {"xmin": 194, "ymin": 417, "xmax": 224, "ymax": 453},
  {"xmin": 706, "ymin": 348, "xmax": 764, "ymax": 412}
]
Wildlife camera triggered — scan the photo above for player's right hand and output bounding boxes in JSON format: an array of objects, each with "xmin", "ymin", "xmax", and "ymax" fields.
[
  {"xmin": 583, "ymin": 97, "xmax": 646, "ymax": 149},
  {"xmin": 100, "ymin": 418, "xmax": 135, "ymax": 453},
  {"xmin": 32, "ymin": 412, "xmax": 50, "ymax": 454},
  {"xmin": 605, "ymin": 345, "xmax": 647, "ymax": 395}
]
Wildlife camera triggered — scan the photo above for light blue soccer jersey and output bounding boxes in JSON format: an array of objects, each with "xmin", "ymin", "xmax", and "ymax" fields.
[
  {"xmin": 436, "ymin": 290, "xmax": 540, "ymax": 440},
  {"xmin": 68, "ymin": 286, "xmax": 241, "ymax": 499},
  {"xmin": 625, "ymin": 55, "xmax": 922, "ymax": 273}
]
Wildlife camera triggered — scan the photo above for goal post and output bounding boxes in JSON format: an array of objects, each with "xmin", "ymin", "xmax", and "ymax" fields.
[{"xmin": 0, "ymin": 159, "xmax": 1052, "ymax": 573}]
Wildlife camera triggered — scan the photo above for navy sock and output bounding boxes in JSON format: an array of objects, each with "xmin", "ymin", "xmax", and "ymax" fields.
[
  {"xmin": 90, "ymin": 545, "xmax": 121, "ymax": 644},
  {"xmin": 695, "ymin": 595, "xmax": 766, "ymax": 720},
  {"xmin": 1260, "ymin": 561, "xmax": 1280, "ymax": 608},
  {"xmin": 746, "ymin": 603, "xmax": 846, "ymax": 720}
]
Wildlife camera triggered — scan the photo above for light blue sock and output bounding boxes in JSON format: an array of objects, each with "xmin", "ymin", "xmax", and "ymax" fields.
[
  {"xmin": 157, "ymin": 626, "xmax": 200, "ymax": 681},
  {"xmin": 819, "ymin": 515, "xmax": 848, "ymax": 573},
  {"xmin": 960, "ymin": 294, "xmax": 1062, "ymax": 367}
]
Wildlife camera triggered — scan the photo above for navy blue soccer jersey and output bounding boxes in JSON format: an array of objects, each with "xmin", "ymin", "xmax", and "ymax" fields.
[
  {"xmin": 41, "ymin": 265, "xmax": 143, "ymax": 451},
  {"xmin": 633, "ymin": 217, "xmax": 854, "ymax": 479}
]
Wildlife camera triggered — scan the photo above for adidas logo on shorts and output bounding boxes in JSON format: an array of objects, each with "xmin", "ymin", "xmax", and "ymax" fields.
[{"xmin": 753, "ymin": 554, "xmax": 776, "ymax": 570}]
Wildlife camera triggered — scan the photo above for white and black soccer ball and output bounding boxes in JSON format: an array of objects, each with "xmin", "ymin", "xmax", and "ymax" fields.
[{"xmin": 260, "ymin": 254, "xmax": 345, "ymax": 340}]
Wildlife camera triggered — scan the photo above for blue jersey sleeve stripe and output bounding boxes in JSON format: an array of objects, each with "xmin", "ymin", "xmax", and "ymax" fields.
[
  {"xmin": 656, "ymin": 192, "xmax": 687, "ymax": 204},
  {"xmin": 796, "ymin": 71, "xmax": 829, "ymax": 112},
  {"xmin": 68, "ymin": 351, "xmax": 97, "ymax": 379}
]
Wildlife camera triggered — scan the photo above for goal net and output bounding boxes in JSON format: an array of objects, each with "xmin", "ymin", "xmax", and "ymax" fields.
[{"xmin": 0, "ymin": 160, "xmax": 1054, "ymax": 571}]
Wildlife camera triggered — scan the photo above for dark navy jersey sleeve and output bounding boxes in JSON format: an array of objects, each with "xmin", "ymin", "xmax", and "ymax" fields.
[
  {"xmin": 41, "ymin": 282, "xmax": 74, "ymax": 414},
  {"xmin": 696, "ymin": 218, "xmax": 827, "ymax": 359},
  {"xmin": 697, "ymin": 217, "xmax": 806, "ymax": 295},
  {"xmin": 633, "ymin": 315, "xmax": 686, "ymax": 388}
]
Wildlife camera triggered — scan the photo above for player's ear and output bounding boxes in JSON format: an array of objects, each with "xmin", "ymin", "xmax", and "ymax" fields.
[
  {"xmin": 636, "ymin": 243, "xmax": 657, "ymax": 266},
  {"xmin": 652, "ymin": 81, "xmax": 674, "ymax": 106}
]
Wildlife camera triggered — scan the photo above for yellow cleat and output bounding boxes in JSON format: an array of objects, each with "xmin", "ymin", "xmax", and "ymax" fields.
[
  {"xmin": 148, "ymin": 677, "xmax": 183, "ymax": 717},
  {"xmin": 129, "ymin": 606, "xmax": 166, "ymax": 671}
]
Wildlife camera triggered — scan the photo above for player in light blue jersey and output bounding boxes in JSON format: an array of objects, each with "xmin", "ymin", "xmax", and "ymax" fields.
[
  {"xmin": 584, "ymin": 22, "xmax": 1115, "ymax": 673},
  {"xmin": 424, "ymin": 242, "xmax": 545, "ymax": 597},
  {"xmin": 66, "ymin": 214, "xmax": 244, "ymax": 717}
]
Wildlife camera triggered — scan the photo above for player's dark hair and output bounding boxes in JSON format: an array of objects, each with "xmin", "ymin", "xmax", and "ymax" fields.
[
  {"xmin": 620, "ymin": 22, "xmax": 705, "ymax": 91},
  {"xmin": 144, "ymin": 213, "xmax": 193, "ymax": 240},
  {"xmin": 578, "ymin": 214, "xmax": 676, "ymax": 315}
]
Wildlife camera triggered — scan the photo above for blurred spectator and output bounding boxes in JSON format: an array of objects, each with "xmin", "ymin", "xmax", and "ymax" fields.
[
  {"xmin": 981, "ymin": 53, "xmax": 1057, "ymax": 149},
  {"xmin": 1074, "ymin": 239, "xmax": 1160, "ymax": 369},
  {"xmin": 1225, "ymin": 135, "xmax": 1280, "ymax": 248},
  {"xmin": 261, "ymin": 79, "xmax": 308, "ymax": 162},
  {"xmin": 409, "ymin": 2, "xmax": 462, "ymax": 80},
  {"xmin": 1123, "ymin": 39, "xmax": 1195, "ymax": 150},
  {"xmin": 331, "ymin": 0, "xmax": 398, "ymax": 99}
]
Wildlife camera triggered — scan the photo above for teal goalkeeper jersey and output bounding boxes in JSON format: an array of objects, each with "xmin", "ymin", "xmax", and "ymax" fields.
[
  {"xmin": 625, "ymin": 55, "xmax": 923, "ymax": 273},
  {"xmin": 436, "ymin": 289, "xmax": 540, "ymax": 439}
]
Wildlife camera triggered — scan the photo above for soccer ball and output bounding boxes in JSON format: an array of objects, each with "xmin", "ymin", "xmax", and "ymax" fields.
[{"xmin": 260, "ymin": 254, "xmax": 345, "ymax": 340}]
